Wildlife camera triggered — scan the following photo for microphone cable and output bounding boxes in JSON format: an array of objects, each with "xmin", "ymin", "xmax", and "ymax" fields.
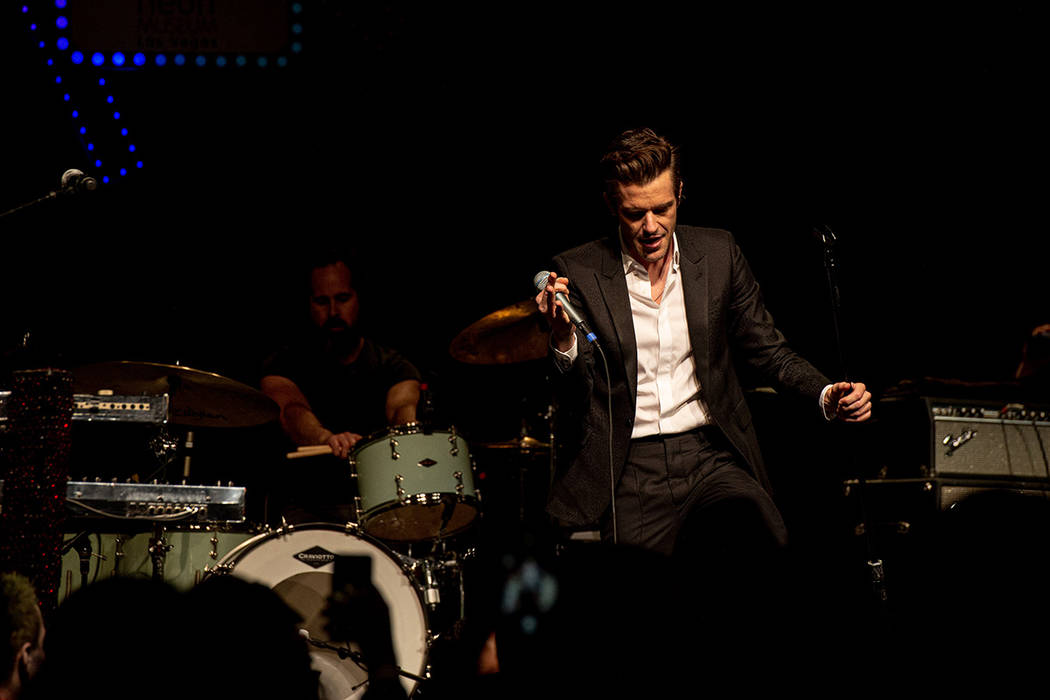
[
  {"xmin": 534, "ymin": 270, "xmax": 616, "ymax": 543},
  {"xmin": 593, "ymin": 341, "xmax": 617, "ymax": 545}
]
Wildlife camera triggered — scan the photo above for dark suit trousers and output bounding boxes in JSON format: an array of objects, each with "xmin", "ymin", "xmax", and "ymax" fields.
[{"xmin": 600, "ymin": 426, "xmax": 788, "ymax": 558}]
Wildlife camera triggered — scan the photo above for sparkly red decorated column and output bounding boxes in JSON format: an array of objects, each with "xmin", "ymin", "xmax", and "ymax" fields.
[{"xmin": 0, "ymin": 368, "xmax": 73, "ymax": 615}]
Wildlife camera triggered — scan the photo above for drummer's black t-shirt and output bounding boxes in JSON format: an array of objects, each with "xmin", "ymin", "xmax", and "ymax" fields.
[
  {"xmin": 259, "ymin": 336, "xmax": 421, "ymax": 523},
  {"xmin": 261, "ymin": 337, "xmax": 422, "ymax": 440}
]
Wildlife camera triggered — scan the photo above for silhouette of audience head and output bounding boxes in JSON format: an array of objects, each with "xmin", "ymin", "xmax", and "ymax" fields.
[
  {"xmin": 1, "ymin": 571, "xmax": 45, "ymax": 700},
  {"xmin": 37, "ymin": 576, "xmax": 191, "ymax": 700},
  {"xmin": 187, "ymin": 574, "xmax": 320, "ymax": 699},
  {"xmin": 37, "ymin": 573, "xmax": 319, "ymax": 700}
]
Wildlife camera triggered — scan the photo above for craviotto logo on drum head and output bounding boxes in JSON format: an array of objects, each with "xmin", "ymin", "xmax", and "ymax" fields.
[{"xmin": 294, "ymin": 546, "xmax": 337, "ymax": 569}]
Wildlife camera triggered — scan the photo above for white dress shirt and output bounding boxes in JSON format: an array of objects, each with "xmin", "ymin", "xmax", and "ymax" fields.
[{"xmin": 621, "ymin": 234, "xmax": 708, "ymax": 438}]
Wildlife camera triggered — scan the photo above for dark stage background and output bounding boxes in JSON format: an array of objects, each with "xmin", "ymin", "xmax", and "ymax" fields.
[{"xmin": 2, "ymin": 3, "xmax": 1046, "ymax": 571}]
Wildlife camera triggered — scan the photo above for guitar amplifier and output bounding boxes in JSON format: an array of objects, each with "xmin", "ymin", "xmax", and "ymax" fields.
[
  {"xmin": 844, "ymin": 396, "xmax": 1050, "ymax": 541},
  {"xmin": 871, "ymin": 395, "xmax": 1050, "ymax": 480},
  {"xmin": 928, "ymin": 399, "xmax": 1050, "ymax": 479}
]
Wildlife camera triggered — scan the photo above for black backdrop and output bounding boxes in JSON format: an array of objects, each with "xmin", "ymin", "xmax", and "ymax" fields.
[{"xmin": 2, "ymin": 5, "xmax": 1046, "ymax": 536}]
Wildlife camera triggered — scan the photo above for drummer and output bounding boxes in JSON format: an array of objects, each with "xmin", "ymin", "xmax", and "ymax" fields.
[{"xmin": 260, "ymin": 250, "xmax": 422, "ymax": 523}]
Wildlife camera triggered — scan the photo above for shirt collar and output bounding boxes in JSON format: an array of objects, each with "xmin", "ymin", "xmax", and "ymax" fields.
[{"xmin": 621, "ymin": 231, "xmax": 680, "ymax": 278}]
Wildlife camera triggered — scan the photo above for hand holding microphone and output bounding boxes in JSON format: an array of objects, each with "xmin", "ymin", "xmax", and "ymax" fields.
[{"xmin": 533, "ymin": 270, "xmax": 598, "ymax": 348}]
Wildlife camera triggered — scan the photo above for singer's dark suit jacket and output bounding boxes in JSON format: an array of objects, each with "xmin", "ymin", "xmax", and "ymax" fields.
[{"xmin": 547, "ymin": 225, "xmax": 830, "ymax": 527}]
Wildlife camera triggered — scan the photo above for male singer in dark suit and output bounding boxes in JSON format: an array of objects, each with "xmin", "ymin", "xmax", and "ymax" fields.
[{"xmin": 535, "ymin": 128, "xmax": 871, "ymax": 559}]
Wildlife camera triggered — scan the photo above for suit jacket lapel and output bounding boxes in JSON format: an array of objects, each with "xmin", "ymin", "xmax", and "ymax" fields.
[
  {"xmin": 677, "ymin": 232, "xmax": 710, "ymax": 387},
  {"xmin": 596, "ymin": 241, "xmax": 638, "ymax": 403}
]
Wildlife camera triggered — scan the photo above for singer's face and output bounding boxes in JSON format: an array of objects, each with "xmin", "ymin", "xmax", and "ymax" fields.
[
  {"xmin": 309, "ymin": 262, "xmax": 360, "ymax": 333},
  {"xmin": 613, "ymin": 168, "xmax": 681, "ymax": 268}
]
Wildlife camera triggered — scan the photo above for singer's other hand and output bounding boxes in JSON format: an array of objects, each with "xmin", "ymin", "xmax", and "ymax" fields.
[
  {"xmin": 535, "ymin": 271, "xmax": 574, "ymax": 352},
  {"xmin": 824, "ymin": 381, "xmax": 872, "ymax": 423}
]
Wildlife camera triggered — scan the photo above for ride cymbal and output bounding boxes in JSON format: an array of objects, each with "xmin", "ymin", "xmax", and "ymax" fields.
[{"xmin": 449, "ymin": 298, "xmax": 549, "ymax": 364}]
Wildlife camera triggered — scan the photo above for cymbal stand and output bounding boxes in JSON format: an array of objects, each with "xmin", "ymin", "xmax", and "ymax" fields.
[{"xmin": 543, "ymin": 394, "xmax": 556, "ymax": 506}]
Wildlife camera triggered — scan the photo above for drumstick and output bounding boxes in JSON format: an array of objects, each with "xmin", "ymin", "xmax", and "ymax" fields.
[{"xmin": 286, "ymin": 445, "xmax": 333, "ymax": 459}]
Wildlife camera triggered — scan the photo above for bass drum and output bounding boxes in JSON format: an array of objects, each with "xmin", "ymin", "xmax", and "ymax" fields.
[{"xmin": 209, "ymin": 523, "xmax": 429, "ymax": 699}]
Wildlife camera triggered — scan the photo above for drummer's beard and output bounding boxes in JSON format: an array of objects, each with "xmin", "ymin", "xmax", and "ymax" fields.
[{"xmin": 322, "ymin": 318, "xmax": 363, "ymax": 357}]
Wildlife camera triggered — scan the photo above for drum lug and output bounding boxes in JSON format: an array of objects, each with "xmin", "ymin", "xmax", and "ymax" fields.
[
  {"xmin": 207, "ymin": 562, "xmax": 234, "ymax": 576},
  {"xmin": 114, "ymin": 536, "xmax": 126, "ymax": 574},
  {"xmin": 395, "ymin": 474, "xmax": 408, "ymax": 504},
  {"xmin": 454, "ymin": 471, "xmax": 465, "ymax": 499},
  {"xmin": 389, "ymin": 438, "xmax": 400, "ymax": 460},
  {"xmin": 448, "ymin": 429, "xmax": 459, "ymax": 457},
  {"xmin": 209, "ymin": 531, "xmax": 219, "ymax": 560}
]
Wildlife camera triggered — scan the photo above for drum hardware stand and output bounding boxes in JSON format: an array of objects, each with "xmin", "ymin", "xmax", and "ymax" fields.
[
  {"xmin": 147, "ymin": 425, "xmax": 181, "ymax": 482},
  {"xmin": 148, "ymin": 523, "xmax": 172, "ymax": 581},
  {"xmin": 420, "ymin": 558, "xmax": 442, "ymax": 610},
  {"xmin": 407, "ymin": 541, "xmax": 469, "ymax": 630},
  {"xmin": 61, "ymin": 531, "xmax": 105, "ymax": 589},
  {"xmin": 181, "ymin": 429, "xmax": 195, "ymax": 481}
]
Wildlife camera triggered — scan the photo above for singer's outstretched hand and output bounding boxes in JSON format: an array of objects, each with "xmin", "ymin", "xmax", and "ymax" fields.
[
  {"xmin": 535, "ymin": 271, "xmax": 575, "ymax": 352},
  {"xmin": 823, "ymin": 381, "xmax": 873, "ymax": 423}
]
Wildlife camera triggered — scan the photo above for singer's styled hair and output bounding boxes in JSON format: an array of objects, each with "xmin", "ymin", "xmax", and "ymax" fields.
[
  {"xmin": 1, "ymin": 572, "xmax": 42, "ymax": 678},
  {"xmin": 600, "ymin": 127, "xmax": 683, "ymax": 207}
]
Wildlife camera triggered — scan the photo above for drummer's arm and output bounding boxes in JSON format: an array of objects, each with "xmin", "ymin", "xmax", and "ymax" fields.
[
  {"xmin": 386, "ymin": 379, "xmax": 421, "ymax": 426},
  {"xmin": 261, "ymin": 374, "xmax": 361, "ymax": 458}
]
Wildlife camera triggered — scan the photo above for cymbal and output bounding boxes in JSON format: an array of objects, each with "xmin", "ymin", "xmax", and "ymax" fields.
[
  {"xmin": 449, "ymin": 298, "xmax": 549, "ymax": 364},
  {"xmin": 473, "ymin": 435, "xmax": 550, "ymax": 451},
  {"xmin": 72, "ymin": 361, "xmax": 279, "ymax": 428}
]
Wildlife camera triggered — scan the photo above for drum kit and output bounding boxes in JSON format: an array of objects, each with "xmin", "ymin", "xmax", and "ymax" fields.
[{"xmin": 45, "ymin": 295, "xmax": 557, "ymax": 699}]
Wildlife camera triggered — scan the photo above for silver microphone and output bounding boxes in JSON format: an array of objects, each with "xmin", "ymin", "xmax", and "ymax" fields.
[{"xmin": 533, "ymin": 270, "xmax": 597, "ymax": 344}]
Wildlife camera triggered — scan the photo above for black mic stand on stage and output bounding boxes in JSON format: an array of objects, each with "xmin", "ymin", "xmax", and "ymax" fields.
[{"xmin": 815, "ymin": 225, "xmax": 889, "ymax": 619}]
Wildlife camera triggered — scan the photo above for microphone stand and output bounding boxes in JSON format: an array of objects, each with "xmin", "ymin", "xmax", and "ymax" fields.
[
  {"xmin": 815, "ymin": 225, "xmax": 888, "ymax": 620},
  {"xmin": 1, "ymin": 170, "xmax": 95, "ymax": 220},
  {"xmin": 0, "ymin": 189, "xmax": 63, "ymax": 220}
]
